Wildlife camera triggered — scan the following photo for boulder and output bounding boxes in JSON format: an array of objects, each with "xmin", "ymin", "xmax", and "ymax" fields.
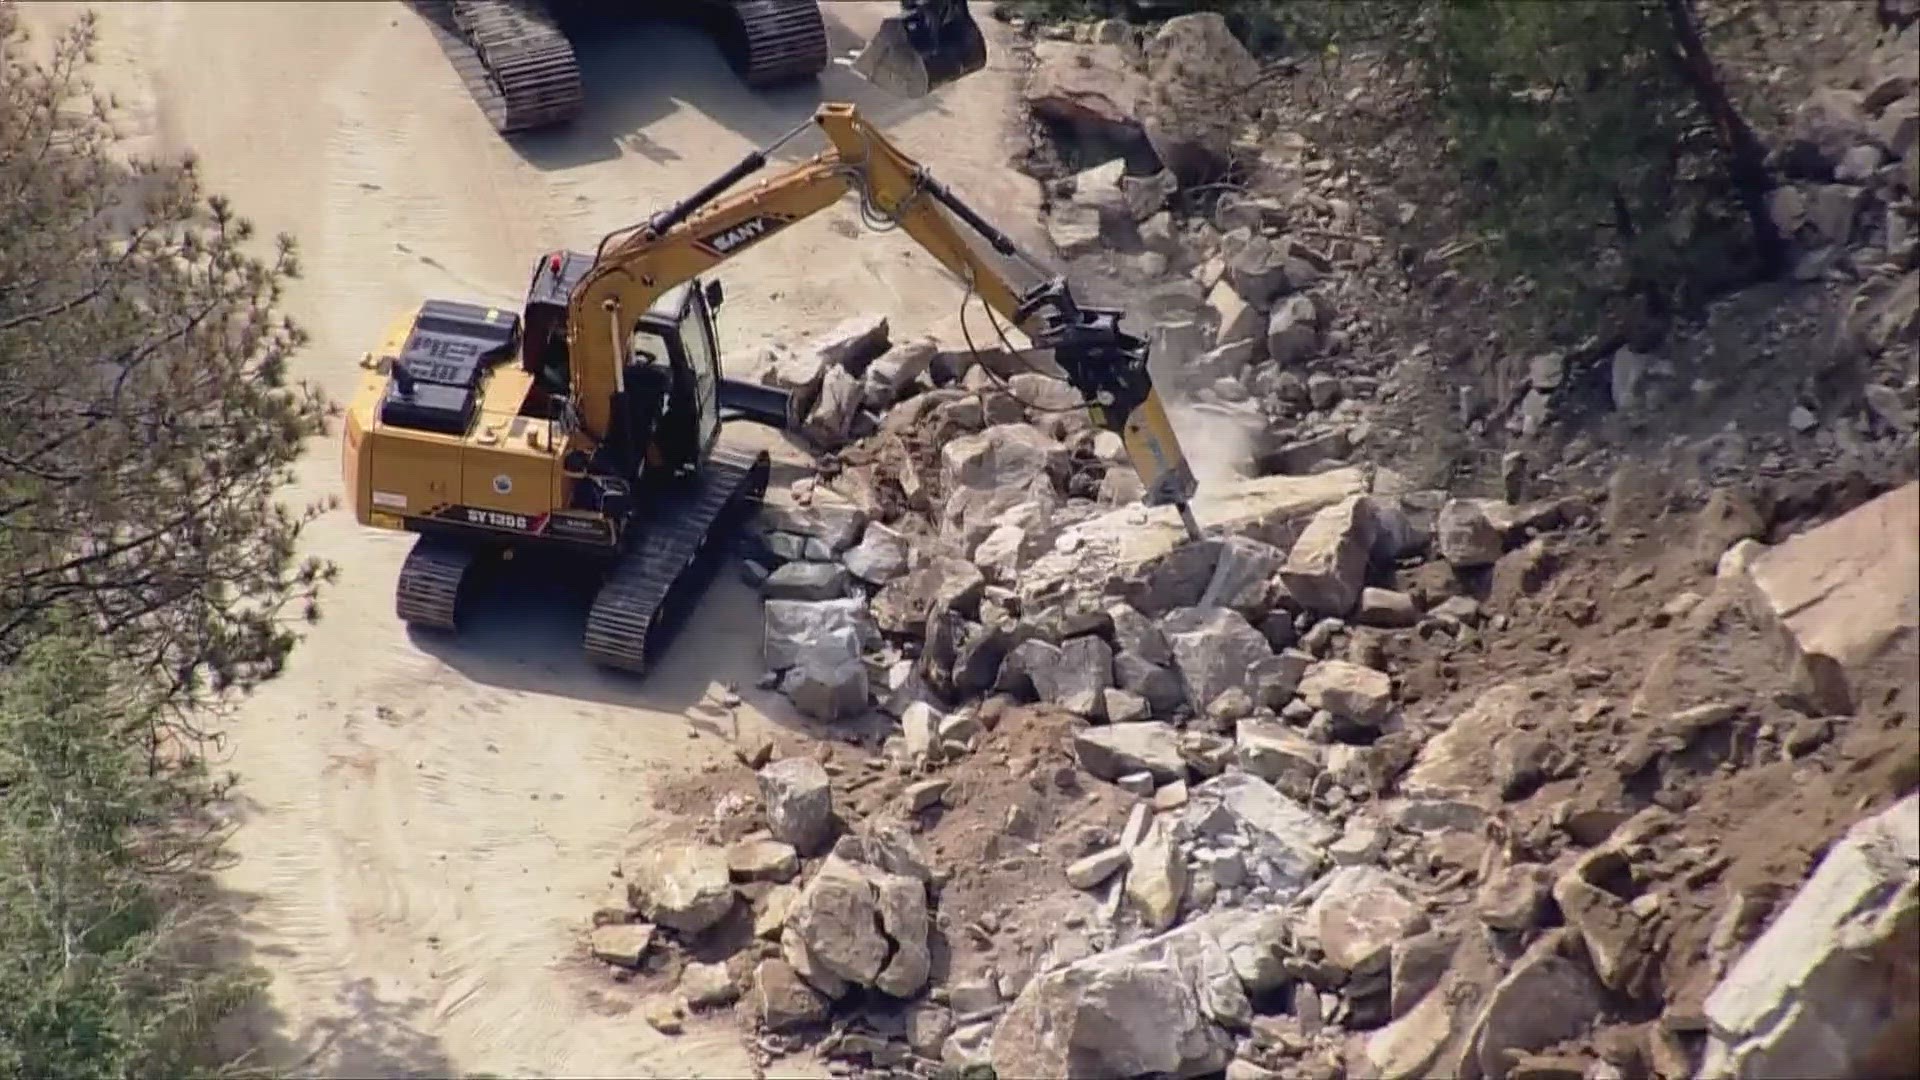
[
  {"xmin": 1162, "ymin": 605, "xmax": 1277, "ymax": 712},
  {"xmin": 763, "ymin": 597, "xmax": 877, "ymax": 671},
  {"xmin": 589, "ymin": 922, "xmax": 655, "ymax": 968},
  {"xmin": 1700, "ymin": 793, "xmax": 1919, "ymax": 1079},
  {"xmin": 1067, "ymin": 846, "xmax": 1132, "ymax": 890},
  {"xmin": 861, "ymin": 337, "xmax": 936, "ymax": 409},
  {"xmin": 1298, "ymin": 660, "xmax": 1394, "ymax": 728},
  {"xmin": 1356, "ymin": 587, "xmax": 1420, "ymax": 628},
  {"xmin": 1265, "ymin": 293, "xmax": 1321, "ymax": 364},
  {"xmin": 1390, "ymin": 930, "xmax": 1458, "ymax": 1020},
  {"xmin": 1478, "ymin": 863, "xmax": 1554, "ymax": 932},
  {"xmin": 1552, "ymin": 854, "xmax": 1657, "ymax": 998},
  {"xmin": 998, "ymin": 637, "xmax": 1063, "ymax": 699},
  {"xmin": 1110, "ymin": 601, "xmax": 1174, "ymax": 664},
  {"xmin": 678, "ymin": 960, "xmax": 738, "ymax": 1009},
  {"xmin": 810, "ymin": 313, "xmax": 891, "ymax": 372},
  {"xmin": 759, "ymin": 757, "xmax": 834, "ymax": 856},
  {"xmin": 870, "ymin": 869, "xmax": 934, "ymax": 997},
  {"xmin": 759, "ymin": 488, "xmax": 867, "ymax": 551},
  {"xmin": 842, "ymin": 521, "xmax": 910, "ymax": 585},
  {"xmin": 1208, "ymin": 280, "xmax": 1263, "ymax": 349},
  {"xmin": 1024, "ymin": 39, "xmax": 1150, "ymax": 141},
  {"xmin": 1307, "ymin": 372, "xmax": 1341, "ymax": 409},
  {"xmin": 1047, "ymin": 204, "xmax": 1103, "ymax": 258},
  {"xmin": 761, "ymin": 560, "xmax": 850, "ymax": 602},
  {"xmin": 752, "ymin": 958, "xmax": 830, "ymax": 1032},
  {"xmin": 1740, "ymin": 481, "xmax": 1918, "ymax": 715},
  {"xmin": 972, "ymin": 523, "xmax": 1029, "ymax": 584},
  {"xmin": 1463, "ymin": 934, "xmax": 1607, "ymax": 1079},
  {"xmin": 780, "ymin": 648, "xmax": 869, "ymax": 722},
  {"xmin": 802, "ymin": 364, "xmax": 862, "ymax": 448},
  {"xmin": 1075, "ymin": 721, "xmax": 1186, "ymax": 783},
  {"xmin": 758, "ymin": 341, "xmax": 828, "ymax": 417},
  {"xmin": 1436, "ymin": 498, "xmax": 1505, "ymax": 567},
  {"xmin": 1262, "ymin": 429, "xmax": 1352, "ymax": 476},
  {"xmin": 1127, "ymin": 818, "xmax": 1190, "ymax": 930},
  {"xmin": 626, "ymin": 842, "xmax": 735, "ymax": 935},
  {"xmin": 1069, "ymin": 157, "xmax": 1134, "ymax": 238},
  {"xmin": 1234, "ymin": 719, "xmax": 1323, "ymax": 801},
  {"xmin": 1199, "ymin": 536, "xmax": 1285, "ymax": 615},
  {"xmin": 1280, "ymin": 496, "xmax": 1378, "ymax": 617},
  {"xmin": 784, "ymin": 854, "xmax": 932, "ymax": 997},
  {"xmin": 1305, "ymin": 866, "xmax": 1429, "ymax": 975},
  {"xmin": 870, "ymin": 557, "xmax": 984, "ymax": 636},
  {"xmin": 939, "ymin": 423, "xmax": 1068, "ymax": 545},
  {"xmin": 1053, "ymin": 634, "xmax": 1115, "ymax": 717},
  {"xmin": 1114, "ymin": 650, "xmax": 1188, "ymax": 716},
  {"xmin": 1180, "ymin": 772, "xmax": 1335, "ymax": 899},
  {"xmin": 1128, "ymin": 540, "xmax": 1224, "ymax": 617},
  {"xmin": 990, "ymin": 918, "xmax": 1245, "ymax": 1079},
  {"xmin": 1227, "ymin": 235, "xmax": 1290, "ymax": 307},
  {"xmin": 1140, "ymin": 13, "xmax": 1260, "ymax": 179},
  {"xmin": 1056, "ymin": 468, "xmax": 1377, "ymax": 594},
  {"xmin": 728, "ymin": 838, "xmax": 800, "ymax": 883}
]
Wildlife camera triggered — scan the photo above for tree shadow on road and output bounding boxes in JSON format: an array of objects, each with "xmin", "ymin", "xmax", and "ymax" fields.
[
  {"xmin": 501, "ymin": 9, "xmax": 955, "ymax": 173},
  {"xmin": 199, "ymin": 877, "xmax": 466, "ymax": 1080}
]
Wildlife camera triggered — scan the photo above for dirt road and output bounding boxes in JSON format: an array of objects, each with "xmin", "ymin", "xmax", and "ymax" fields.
[{"xmin": 19, "ymin": 3, "xmax": 1036, "ymax": 1075}]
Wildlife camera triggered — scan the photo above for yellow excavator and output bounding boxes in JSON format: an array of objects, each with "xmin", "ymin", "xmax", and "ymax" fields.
[{"xmin": 341, "ymin": 103, "xmax": 1199, "ymax": 676}]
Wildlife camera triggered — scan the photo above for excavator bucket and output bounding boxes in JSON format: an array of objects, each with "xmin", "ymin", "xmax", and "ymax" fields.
[{"xmin": 851, "ymin": 4, "xmax": 988, "ymax": 98}]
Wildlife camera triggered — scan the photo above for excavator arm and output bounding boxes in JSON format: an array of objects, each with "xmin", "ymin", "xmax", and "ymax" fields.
[{"xmin": 564, "ymin": 103, "xmax": 1202, "ymax": 531}]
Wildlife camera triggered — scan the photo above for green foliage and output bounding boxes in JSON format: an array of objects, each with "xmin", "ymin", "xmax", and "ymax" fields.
[
  {"xmin": 1416, "ymin": 0, "xmax": 1758, "ymax": 338},
  {"xmin": 1006, "ymin": 0, "xmax": 1778, "ymax": 340},
  {"xmin": 0, "ymin": 7, "xmax": 334, "ymax": 1075},
  {"xmin": 0, "ymin": 7, "xmax": 336, "ymax": 722},
  {"xmin": 0, "ymin": 632, "xmax": 264, "ymax": 1079}
]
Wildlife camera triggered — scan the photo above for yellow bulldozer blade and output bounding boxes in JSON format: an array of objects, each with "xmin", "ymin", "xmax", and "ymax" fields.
[{"xmin": 851, "ymin": 5, "xmax": 988, "ymax": 98}]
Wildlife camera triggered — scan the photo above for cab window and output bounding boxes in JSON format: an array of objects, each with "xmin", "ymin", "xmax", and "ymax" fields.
[{"xmin": 679, "ymin": 299, "xmax": 720, "ymax": 449}]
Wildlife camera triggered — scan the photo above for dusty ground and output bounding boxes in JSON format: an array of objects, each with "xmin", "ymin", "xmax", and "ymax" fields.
[{"xmin": 16, "ymin": 2, "xmax": 1035, "ymax": 1076}]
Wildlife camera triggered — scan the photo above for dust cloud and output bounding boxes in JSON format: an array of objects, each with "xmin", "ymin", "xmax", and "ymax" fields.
[{"xmin": 1162, "ymin": 396, "xmax": 1258, "ymax": 505}]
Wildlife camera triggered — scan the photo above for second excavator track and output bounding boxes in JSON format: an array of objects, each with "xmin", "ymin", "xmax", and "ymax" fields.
[
  {"xmin": 715, "ymin": 0, "xmax": 831, "ymax": 88},
  {"xmin": 582, "ymin": 444, "xmax": 772, "ymax": 675},
  {"xmin": 395, "ymin": 535, "xmax": 477, "ymax": 630},
  {"xmin": 415, "ymin": 0, "xmax": 584, "ymax": 134}
]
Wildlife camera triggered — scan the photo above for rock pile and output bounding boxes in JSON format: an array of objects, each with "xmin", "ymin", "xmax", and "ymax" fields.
[{"xmin": 576, "ymin": 10, "xmax": 1920, "ymax": 1078}]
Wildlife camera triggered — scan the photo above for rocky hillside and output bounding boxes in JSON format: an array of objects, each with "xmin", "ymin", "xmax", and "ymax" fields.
[{"xmin": 567, "ymin": 8, "xmax": 1918, "ymax": 1080}]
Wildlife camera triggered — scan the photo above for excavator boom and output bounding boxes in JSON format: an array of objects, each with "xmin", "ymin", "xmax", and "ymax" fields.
[{"xmin": 564, "ymin": 102, "xmax": 1200, "ymax": 523}]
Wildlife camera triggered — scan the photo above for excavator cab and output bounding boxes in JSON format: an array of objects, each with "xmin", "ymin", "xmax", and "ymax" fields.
[
  {"xmin": 852, "ymin": 0, "xmax": 988, "ymax": 98},
  {"xmin": 630, "ymin": 279, "xmax": 725, "ymax": 477}
]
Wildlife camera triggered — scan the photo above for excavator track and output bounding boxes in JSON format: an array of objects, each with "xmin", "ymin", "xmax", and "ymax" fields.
[
  {"xmin": 395, "ymin": 535, "xmax": 478, "ymax": 631},
  {"xmin": 713, "ymin": 0, "xmax": 831, "ymax": 88},
  {"xmin": 583, "ymin": 444, "xmax": 772, "ymax": 675},
  {"xmin": 414, "ymin": 0, "xmax": 584, "ymax": 134}
]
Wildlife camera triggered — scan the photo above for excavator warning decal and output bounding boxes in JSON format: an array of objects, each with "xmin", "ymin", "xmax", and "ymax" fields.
[{"xmin": 696, "ymin": 214, "xmax": 794, "ymax": 259}]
